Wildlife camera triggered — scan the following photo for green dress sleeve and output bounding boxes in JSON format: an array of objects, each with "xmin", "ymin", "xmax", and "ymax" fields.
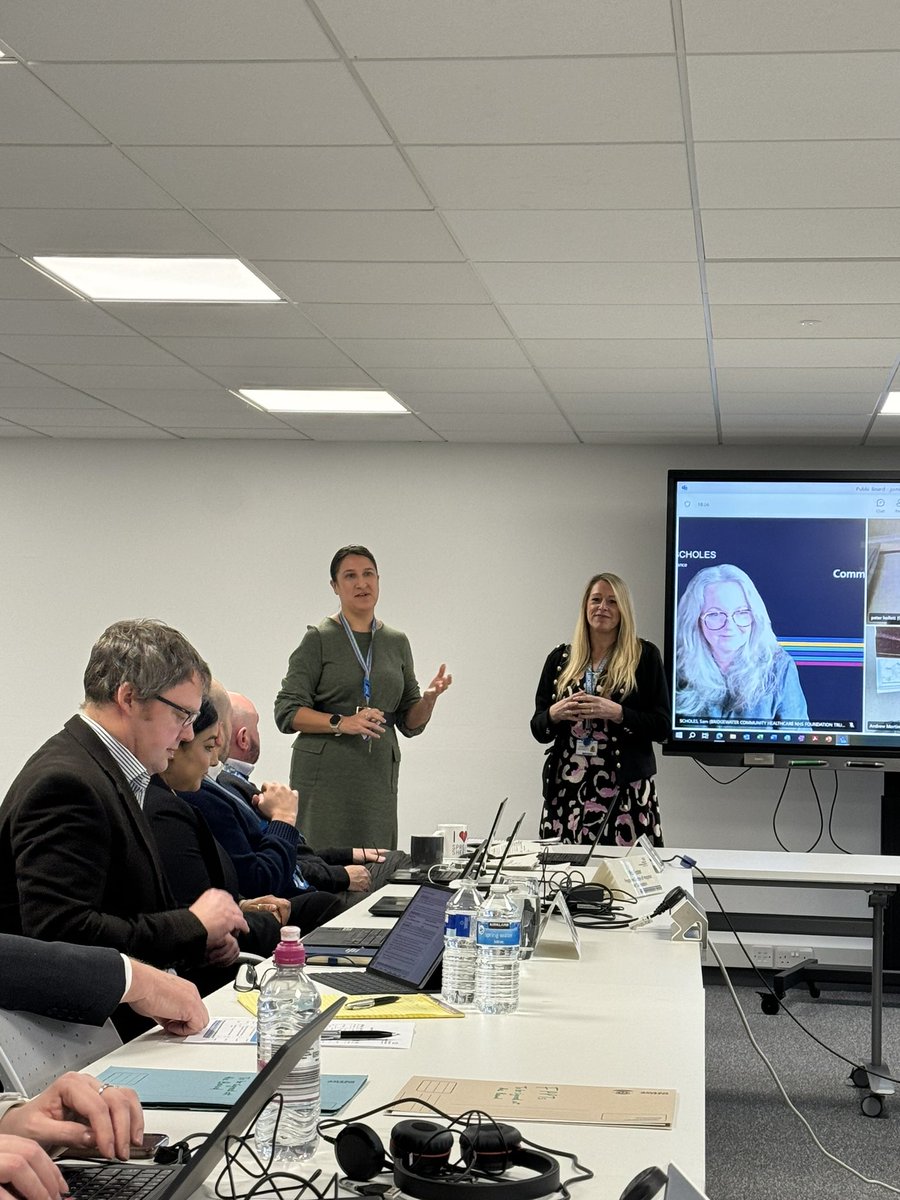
[{"xmin": 274, "ymin": 625, "xmax": 322, "ymax": 733}]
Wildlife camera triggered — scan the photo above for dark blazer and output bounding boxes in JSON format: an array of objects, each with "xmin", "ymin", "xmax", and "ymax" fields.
[
  {"xmin": 531, "ymin": 640, "xmax": 671, "ymax": 800},
  {"xmin": 0, "ymin": 716, "xmax": 207, "ymax": 969},
  {"xmin": 0, "ymin": 933, "xmax": 125, "ymax": 1025}
]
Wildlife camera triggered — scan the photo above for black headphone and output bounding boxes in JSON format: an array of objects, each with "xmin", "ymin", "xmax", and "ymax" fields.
[{"xmin": 335, "ymin": 1117, "xmax": 561, "ymax": 1199}]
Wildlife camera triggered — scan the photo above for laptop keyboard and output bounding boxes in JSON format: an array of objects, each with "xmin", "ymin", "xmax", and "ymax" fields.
[
  {"xmin": 307, "ymin": 970, "xmax": 422, "ymax": 994},
  {"xmin": 305, "ymin": 927, "xmax": 388, "ymax": 947},
  {"xmin": 62, "ymin": 1164, "xmax": 175, "ymax": 1200}
]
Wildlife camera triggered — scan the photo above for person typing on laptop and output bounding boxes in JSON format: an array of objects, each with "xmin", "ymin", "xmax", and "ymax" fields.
[{"xmin": 1, "ymin": 1071, "xmax": 143, "ymax": 1169}]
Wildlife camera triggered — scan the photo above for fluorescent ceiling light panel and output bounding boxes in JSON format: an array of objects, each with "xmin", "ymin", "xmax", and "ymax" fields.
[
  {"xmin": 883, "ymin": 392, "xmax": 900, "ymax": 415},
  {"xmin": 30, "ymin": 256, "xmax": 282, "ymax": 303},
  {"xmin": 238, "ymin": 388, "xmax": 407, "ymax": 414}
]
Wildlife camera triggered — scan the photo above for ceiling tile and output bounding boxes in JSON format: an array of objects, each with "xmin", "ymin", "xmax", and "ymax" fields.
[
  {"xmin": 275, "ymin": 414, "xmax": 443, "ymax": 441},
  {"xmin": 572, "ymin": 411, "xmax": 712, "ymax": 432},
  {"xmin": 559, "ymin": 392, "xmax": 712, "ymax": 413},
  {"xmin": 154, "ymin": 337, "xmax": 358, "ymax": 368},
  {"xmin": 695, "ymin": 141, "xmax": 900, "ymax": 208},
  {"xmin": 0, "ymin": 147, "xmax": 178, "ymax": 209},
  {"xmin": 0, "ymin": 300, "xmax": 130, "ymax": 336},
  {"xmin": 0, "ymin": 335, "xmax": 178, "ymax": 365},
  {"xmin": 106, "ymin": 304, "xmax": 322, "ymax": 339},
  {"xmin": 39, "ymin": 426, "xmax": 176, "ymax": 439},
  {"xmin": 867, "ymin": 418, "xmax": 900, "ymax": 442},
  {"xmin": 542, "ymin": 367, "xmax": 712, "ymax": 392},
  {"xmin": 477, "ymin": 262, "xmax": 702, "ymax": 305},
  {"xmin": 424, "ymin": 412, "xmax": 572, "ymax": 434},
  {"xmin": 502, "ymin": 304, "xmax": 708, "ymax": 339},
  {"xmin": 370, "ymin": 368, "xmax": 547, "ymax": 393},
  {"xmin": 37, "ymin": 363, "xmax": 220, "ymax": 390},
  {"xmin": 85, "ymin": 390, "xmax": 287, "ymax": 428},
  {"xmin": 716, "ymin": 367, "xmax": 890, "ymax": 393},
  {"xmin": 0, "ymin": 423, "xmax": 45, "ymax": 438},
  {"xmin": 258, "ymin": 262, "xmax": 490, "ymax": 304},
  {"xmin": 703, "ymin": 209, "xmax": 900, "ymax": 261},
  {"xmin": 201, "ymin": 365, "xmax": 374, "ymax": 388},
  {"xmin": 125, "ymin": 147, "xmax": 430, "ymax": 210},
  {"xmin": 0, "ymin": 210, "xmax": 230, "ymax": 257},
  {"xmin": 690, "ymin": 53, "xmax": 900, "ymax": 141},
  {"xmin": 439, "ymin": 428, "xmax": 577, "ymax": 443},
  {"xmin": 717, "ymin": 392, "xmax": 878, "ymax": 416},
  {"xmin": 318, "ymin": 0, "xmax": 675, "ymax": 57},
  {"xmin": 196, "ymin": 210, "xmax": 462, "ymax": 262},
  {"xmin": 0, "ymin": 1, "xmax": 338, "ymax": 60},
  {"xmin": 168, "ymin": 426, "xmax": 310, "ymax": 439},
  {"xmin": 581, "ymin": 429, "xmax": 717, "ymax": 443},
  {"xmin": 0, "ymin": 386, "xmax": 105, "ymax": 409},
  {"xmin": 714, "ymin": 339, "xmax": 899, "ymax": 369},
  {"xmin": 408, "ymin": 145, "xmax": 691, "ymax": 209},
  {"xmin": 0, "ymin": 66, "xmax": 107, "ymax": 143},
  {"xmin": 0, "ymin": 360, "xmax": 68, "ymax": 386},
  {"xmin": 0, "ymin": 406, "xmax": 150, "ymax": 428},
  {"xmin": 710, "ymin": 304, "xmax": 900, "ymax": 340},
  {"xmin": 357, "ymin": 58, "xmax": 683, "ymax": 144},
  {"xmin": 723, "ymin": 413, "xmax": 865, "ymax": 433},
  {"xmin": 683, "ymin": 0, "xmax": 900, "ymax": 52},
  {"xmin": 399, "ymin": 391, "xmax": 556, "ymax": 414},
  {"xmin": 0, "ymin": 259, "xmax": 82, "ymax": 300},
  {"xmin": 524, "ymin": 338, "xmax": 709, "ymax": 368},
  {"xmin": 707, "ymin": 261, "xmax": 900, "ymax": 305},
  {"xmin": 333, "ymin": 339, "xmax": 528, "ymax": 369},
  {"xmin": 298, "ymin": 304, "xmax": 510, "ymax": 339},
  {"xmin": 445, "ymin": 210, "xmax": 697, "ymax": 263},
  {"xmin": 33, "ymin": 63, "xmax": 390, "ymax": 146}
]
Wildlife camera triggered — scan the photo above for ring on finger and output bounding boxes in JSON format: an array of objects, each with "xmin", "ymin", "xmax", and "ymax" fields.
[{"xmin": 97, "ymin": 1083, "xmax": 116, "ymax": 1095}]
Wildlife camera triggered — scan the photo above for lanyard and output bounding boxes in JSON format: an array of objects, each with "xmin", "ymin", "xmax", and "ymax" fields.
[{"xmin": 339, "ymin": 613, "xmax": 376, "ymax": 705}]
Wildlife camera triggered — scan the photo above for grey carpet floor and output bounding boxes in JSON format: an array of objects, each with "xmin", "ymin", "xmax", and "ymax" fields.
[{"xmin": 705, "ymin": 977, "xmax": 900, "ymax": 1199}]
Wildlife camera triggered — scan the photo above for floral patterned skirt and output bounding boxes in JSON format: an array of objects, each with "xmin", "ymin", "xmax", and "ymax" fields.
[{"xmin": 539, "ymin": 725, "xmax": 662, "ymax": 847}]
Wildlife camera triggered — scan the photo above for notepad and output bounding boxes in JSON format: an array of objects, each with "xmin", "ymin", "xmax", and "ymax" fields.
[
  {"xmin": 96, "ymin": 1066, "xmax": 367, "ymax": 1114},
  {"xmin": 236, "ymin": 990, "xmax": 462, "ymax": 1020}
]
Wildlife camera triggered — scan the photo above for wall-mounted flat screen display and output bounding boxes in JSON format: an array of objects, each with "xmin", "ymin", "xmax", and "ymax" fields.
[{"xmin": 663, "ymin": 470, "xmax": 900, "ymax": 768}]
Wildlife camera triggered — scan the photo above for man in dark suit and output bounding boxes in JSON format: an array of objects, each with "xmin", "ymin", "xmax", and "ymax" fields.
[
  {"xmin": 0, "ymin": 619, "xmax": 248, "ymax": 975},
  {"xmin": 0, "ymin": 933, "xmax": 208, "ymax": 1035}
]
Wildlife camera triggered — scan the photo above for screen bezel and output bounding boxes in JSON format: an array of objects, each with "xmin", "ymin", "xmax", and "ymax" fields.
[{"xmin": 662, "ymin": 468, "xmax": 900, "ymax": 772}]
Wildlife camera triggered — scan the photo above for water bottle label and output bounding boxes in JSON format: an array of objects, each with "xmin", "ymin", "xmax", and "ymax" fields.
[
  {"xmin": 476, "ymin": 918, "xmax": 521, "ymax": 947},
  {"xmin": 446, "ymin": 912, "xmax": 473, "ymax": 938}
]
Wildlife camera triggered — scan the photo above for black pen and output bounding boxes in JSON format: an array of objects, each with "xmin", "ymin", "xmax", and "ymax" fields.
[
  {"xmin": 322, "ymin": 1030, "xmax": 392, "ymax": 1040},
  {"xmin": 343, "ymin": 995, "xmax": 399, "ymax": 1010}
]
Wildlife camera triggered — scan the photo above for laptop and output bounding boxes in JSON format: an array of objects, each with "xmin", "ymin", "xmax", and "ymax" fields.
[
  {"xmin": 308, "ymin": 882, "xmax": 450, "ymax": 995},
  {"xmin": 301, "ymin": 924, "xmax": 389, "ymax": 965},
  {"xmin": 59, "ymin": 1000, "xmax": 343, "ymax": 1200},
  {"xmin": 388, "ymin": 798, "xmax": 507, "ymax": 885}
]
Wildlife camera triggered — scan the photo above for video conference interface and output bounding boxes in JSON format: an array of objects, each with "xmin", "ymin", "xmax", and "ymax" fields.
[{"xmin": 669, "ymin": 477, "xmax": 900, "ymax": 753}]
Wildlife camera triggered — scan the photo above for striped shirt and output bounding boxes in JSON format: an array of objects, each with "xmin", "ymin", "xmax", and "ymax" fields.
[{"xmin": 79, "ymin": 713, "xmax": 151, "ymax": 808}]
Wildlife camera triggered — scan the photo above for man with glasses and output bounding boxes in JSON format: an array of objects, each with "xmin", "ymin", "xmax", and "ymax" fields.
[{"xmin": 0, "ymin": 619, "xmax": 248, "ymax": 1001}]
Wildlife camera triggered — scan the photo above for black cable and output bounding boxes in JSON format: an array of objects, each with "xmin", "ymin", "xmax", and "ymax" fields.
[
  {"xmin": 693, "ymin": 864, "xmax": 900, "ymax": 1084},
  {"xmin": 771, "ymin": 769, "xmax": 793, "ymax": 852},
  {"xmin": 692, "ymin": 758, "xmax": 753, "ymax": 785},
  {"xmin": 803, "ymin": 769, "xmax": 825, "ymax": 853},
  {"xmin": 825, "ymin": 772, "xmax": 852, "ymax": 854}
]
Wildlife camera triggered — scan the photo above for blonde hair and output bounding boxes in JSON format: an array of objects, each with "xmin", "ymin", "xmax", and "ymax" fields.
[{"xmin": 555, "ymin": 573, "xmax": 641, "ymax": 699}]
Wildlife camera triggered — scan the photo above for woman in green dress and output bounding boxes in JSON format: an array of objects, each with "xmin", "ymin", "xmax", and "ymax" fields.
[{"xmin": 274, "ymin": 545, "xmax": 452, "ymax": 849}]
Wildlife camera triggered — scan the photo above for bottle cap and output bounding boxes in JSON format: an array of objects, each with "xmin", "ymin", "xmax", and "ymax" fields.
[{"xmin": 273, "ymin": 926, "xmax": 306, "ymax": 966}]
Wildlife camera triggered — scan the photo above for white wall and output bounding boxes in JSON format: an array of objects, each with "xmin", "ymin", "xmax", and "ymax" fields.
[{"xmin": 5, "ymin": 436, "xmax": 895, "ymax": 920}]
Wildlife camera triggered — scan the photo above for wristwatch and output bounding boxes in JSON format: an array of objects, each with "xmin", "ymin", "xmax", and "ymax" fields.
[{"xmin": 329, "ymin": 713, "xmax": 343, "ymax": 736}]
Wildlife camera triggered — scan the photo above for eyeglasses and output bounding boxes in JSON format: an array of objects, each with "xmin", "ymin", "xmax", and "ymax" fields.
[
  {"xmin": 701, "ymin": 607, "xmax": 753, "ymax": 632},
  {"xmin": 153, "ymin": 694, "xmax": 201, "ymax": 728},
  {"xmin": 233, "ymin": 960, "xmax": 273, "ymax": 993}
]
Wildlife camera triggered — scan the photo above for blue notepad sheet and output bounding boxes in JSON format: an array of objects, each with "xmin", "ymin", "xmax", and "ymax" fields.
[{"xmin": 96, "ymin": 1066, "xmax": 366, "ymax": 1113}]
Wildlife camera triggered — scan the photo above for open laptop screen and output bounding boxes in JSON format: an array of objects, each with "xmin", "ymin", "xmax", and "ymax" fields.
[{"xmin": 367, "ymin": 882, "xmax": 449, "ymax": 988}]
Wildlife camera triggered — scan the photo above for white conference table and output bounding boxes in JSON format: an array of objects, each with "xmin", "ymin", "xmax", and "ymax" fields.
[
  {"xmin": 84, "ymin": 867, "xmax": 706, "ymax": 1200},
  {"xmin": 681, "ymin": 846, "xmax": 900, "ymax": 1110}
]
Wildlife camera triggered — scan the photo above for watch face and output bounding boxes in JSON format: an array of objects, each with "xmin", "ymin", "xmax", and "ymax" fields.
[{"xmin": 330, "ymin": 714, "xmax": 341, "ymax": 727}]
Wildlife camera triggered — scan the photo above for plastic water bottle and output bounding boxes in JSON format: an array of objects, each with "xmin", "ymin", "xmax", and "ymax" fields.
[
  {"xmin": 474, "ymin": 884, "xmax": 521, "ymax": 1015},
  {"xmin": 255, "ymin": 928, "xmax": 321, "ymax": 1165},
  {"xmin": 441, "ymin": 877, "xmax": 482, "ymax": 1006}
]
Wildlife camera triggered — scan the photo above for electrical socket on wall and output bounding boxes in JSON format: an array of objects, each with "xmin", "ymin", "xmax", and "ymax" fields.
[
  {"xmin": 773, "ymin": 946, "xmax": 816, "ymax": 969},
  {"xmin": 747, "ymin": 944, "xmax": 774, "ymax": 968}
]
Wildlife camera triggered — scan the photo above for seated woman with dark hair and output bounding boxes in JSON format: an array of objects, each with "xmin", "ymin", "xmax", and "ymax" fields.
[{"xmin": 145, "ymin": 699, "xmax": 339, "ymax": 963}]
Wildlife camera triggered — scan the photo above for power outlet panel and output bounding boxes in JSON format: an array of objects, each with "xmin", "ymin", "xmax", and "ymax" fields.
[
  {"xmin": 773, "ymin": 946, "xmax": 815, "ymax": 969},
  {"xmin": 747, "ymin": 944, "xmax": 774, "ymax": 968}
]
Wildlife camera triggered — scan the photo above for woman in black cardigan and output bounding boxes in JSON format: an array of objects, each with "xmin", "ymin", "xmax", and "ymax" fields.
[{"xmin": 531, "ymin": 572, "xmax": 670, "ymax": 846}]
